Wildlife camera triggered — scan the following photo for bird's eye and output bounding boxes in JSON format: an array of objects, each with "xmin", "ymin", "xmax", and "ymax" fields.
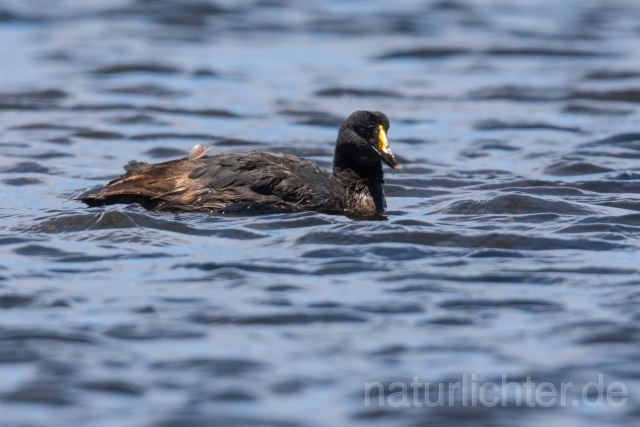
[{"xmin": 355, "ymin": 125, "xmax": 373, "ymax": 137}]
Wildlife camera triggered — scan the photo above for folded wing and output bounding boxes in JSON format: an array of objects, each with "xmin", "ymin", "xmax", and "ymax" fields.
[{"xmin": 81, "ymin": 151, "xmax": 346, "ymax": 213}]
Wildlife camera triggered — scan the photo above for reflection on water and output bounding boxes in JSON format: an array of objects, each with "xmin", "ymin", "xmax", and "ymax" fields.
[{"xmin": 1, "ymin": 0, "xmax": 640, "ymax": 426}]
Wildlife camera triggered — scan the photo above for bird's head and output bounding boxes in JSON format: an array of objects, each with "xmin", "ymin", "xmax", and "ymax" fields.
[{"xmin": 334, "ymin": 110, "xmax": 398, "ymax": 171}]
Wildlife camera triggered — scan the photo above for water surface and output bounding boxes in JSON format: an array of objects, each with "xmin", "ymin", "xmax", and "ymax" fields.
[{"xmin": 1, "ymin": 1, "xmax": 640, "ymax": 426}]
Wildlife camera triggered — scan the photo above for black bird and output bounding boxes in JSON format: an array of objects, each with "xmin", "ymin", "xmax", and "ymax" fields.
[{"xmin": 81, "ymin": 110, "xmax": 398, "ymax": 216}]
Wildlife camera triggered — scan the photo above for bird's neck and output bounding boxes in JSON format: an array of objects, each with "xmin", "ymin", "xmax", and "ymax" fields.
[
  {"xmin": 333, "ymin": 145, "xmax": 384, "ymax": 183},
  {"xmin": 333, "ymin": 163, "xmax": 383, "ymax": 186},
  {"xmin": 333, "ymin": 163, "xmax": 385, "ymax": 213}
]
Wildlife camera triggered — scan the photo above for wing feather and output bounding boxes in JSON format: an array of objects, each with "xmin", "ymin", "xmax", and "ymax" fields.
[{"xmin": 81, "ymin": 151, "xmax": 346, "ymax": 213}]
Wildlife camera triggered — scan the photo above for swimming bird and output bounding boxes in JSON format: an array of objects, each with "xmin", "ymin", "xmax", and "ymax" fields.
[{"xmin": 80, "ymin": 110, "xmax": 398, "ymax": 216}]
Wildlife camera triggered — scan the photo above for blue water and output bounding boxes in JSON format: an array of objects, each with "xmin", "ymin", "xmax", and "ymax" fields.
[{"xmin": 1, "ymin": 1, "xmax": 640, "ymax": 426}]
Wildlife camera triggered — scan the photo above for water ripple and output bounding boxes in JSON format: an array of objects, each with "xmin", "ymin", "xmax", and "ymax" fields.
[{"xmin": 1, "ymin": 1, "xmax": 640, "ymax": 426}]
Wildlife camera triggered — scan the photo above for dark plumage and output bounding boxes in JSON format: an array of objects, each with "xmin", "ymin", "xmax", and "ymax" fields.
[{"xmin": 80, "ymin": 110, "xmax": 398, "ymax": 216}]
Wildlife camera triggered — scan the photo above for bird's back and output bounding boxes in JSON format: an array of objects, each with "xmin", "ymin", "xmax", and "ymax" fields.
[{"xmin": 81, "ymin": 151, "xmax": 348, "ymax": 214}]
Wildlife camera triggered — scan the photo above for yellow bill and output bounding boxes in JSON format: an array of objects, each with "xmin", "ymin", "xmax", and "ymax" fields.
[{"xmin": 377, "ymin": 125, "xmax": 398, "ymax": 169}]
